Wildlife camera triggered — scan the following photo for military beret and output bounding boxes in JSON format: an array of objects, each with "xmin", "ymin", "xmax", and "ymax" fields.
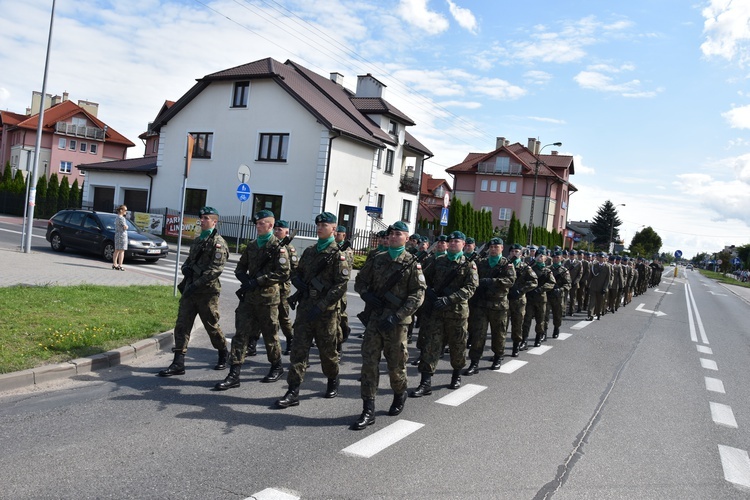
[
  {"xmin": 409, "ymin": 233, "xmax": 420, "ymax": 240},
  {"xmin": 528, "ymin": 245, "xmax": 538, "ymax": 250},
  {"xmin": 199, "ymin": 206, "xmax": 219, "ymax": 216},
  {"xmin": 637, "ymin": 256, "xmax": 644, "ymax": 261},
  {"xmin": 553, "ymin": 246, "xmax": 562, "ymax": 251},
  {"xmin": 336, "ymin": 225, "xmax": 347, "ymax": 233},
  {"xmin": 615, "ymin": 255, "xmax": 622, "ymax": 260},
  {"xmin": 511, "ymin": 243, "xmax": 523, "ymax": 250},
  {"xmin": 377, "ymin": 230, "xmax": 387, "ymax": 238},
  {"xmin": 274, "ymin": 220, "xmax": 289, "ymax": 228},
  {"xmin": 315, "ymin": 212, "xmax": 337, "ymax": 224},
  {"xmin": 553, "ymin": 250, "xmax": 563, "ymax": 256},
  {"xmin": 537, "ymin": 245, "xmax": 547, "ymax": 253},
  {"xmin": 608, "ymin": 255, "xmax": 615, "ymax": 261},
  {"xmin": 448, "ymin": 231, "xmax": 466, "ymax": 241},
  {"xmin": 437, "ymin": 235, "xmax": 448, "ymax": 242},
  {"xmin": 254, "ymin": 209, "xmax": 274, "ymax": 221},
  {"xmin": 570, "ymin": 249, "xmax": 577, "ymax": 255},
  {"xmin": 420, "ymin": 236, "xmax": 429, "ymax": 243},
  {"xmin": 389, "ymin": 221, "xmax": 409, "ymax": 233},
  {"xmin": 597, "ymin": 251, "xmax": 606, "ymax": 257},
  {"xmin": 489, "ymin": 237, "xmax": 503, "ymax": 245},
  {"xmin": 562, "ymin": 249, "xmax": 569, "ymax": 255},
  {"xmin": 622, "ymin": 256, "xmax": 629, "ymax": 262},
  {"xmin": 465, "ymin": 237, "xmax": 475, "ymax": 244}
]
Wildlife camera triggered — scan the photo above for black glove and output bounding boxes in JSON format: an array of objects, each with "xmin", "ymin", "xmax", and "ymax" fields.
[
  {"xmin": 181, "ymin": 267, "xmax": 193, "ymax": 278},
  {"xmin": 361, "ymin": 292, "xmax": 383, "ymax": 308},
  {"xmin": 426, "ymin": 288, "xmax": 438, "ymax": 303},
  {"xmin": 479, "ymin": 278, "xmax": 493, "ymax": 288},
  {"xmin": 508, "ymin": 289, "xmax": 521, "ymax": 300},
  {"xmin": 245, "ymin": 278, "xmax": 259, "ymax": 291},
  {"xmin": 181, "ymin": 283, "xmax": 195, "ymax": 298},
  {"xmin": 553, "ymin": 288, "xmax": 562, "ymax": 297},
  {"xmin": 378, "ymin": 314, "xmax": 399, "ymax": 331},
  {"xmin": 235, "ymin": 272, "xmax": 251, "ymax": 286},
  {"xmin": 292, "ymin": 276, "xmax": 308, "ymax": 292},
  {"xmin": 602, "ymin": 290, "xmax": 608, "ymax": 296},
  {"xmin": 433, "ymin": 297, "xmax": 450, "ymax": 310},
  {"xmin": 306, "ymin": 305, "xmax": 323, "ymax": 321}
]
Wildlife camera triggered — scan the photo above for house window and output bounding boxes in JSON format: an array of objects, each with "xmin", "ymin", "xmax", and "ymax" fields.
[
  {"xmin": 253, "ymin": 193, "xmax": 283, "ymax": 219},
  {"xmin": 80, "ymin": 142, "xmax": 87, "ymax": 153},
  {"xmin": 481, "ymin": 206, "xmax": 493, "ymax": 216},
  {"xmin": 232, "ymin": 81, "xmax": 250, "ymax": 108},
  {"xmin": 480, "ymin": 180, "xmax": 488, "ymax": 191},
  {"xmin": 152, "ymin": 138, "xmax": 158, "ymax": 154},
  {"xmin": 60, "ymin": 161, "xmax": 72, "ymax": 174},
  {"xmin": 509, "ymin": 181, "xmax": 517, "ymax": 193},
  {"xmin": 90, "ymin": 144, "xmax": 98, "ymax": 155},
  {"xmin": 58, "ymin": 138, "xmax": 66, "ymax": 149},
  {"xmin": 388, "ymin": 120, "xmax": 398, "ymax": 135},
  {"xmin": 257, "ymin": 133, "xmax": 289, "ymax": 161},
  {"xmin": 401, "ymin": 199, "xmax": 412, "ymax": 222},
  {"xmin": 374, "ymin": 149, "xmax": 382, "ymax": 169},
  {"xmin": 495, "ymin": 156, "xmax": 509, "ymax": 173},
  {"xmin": 498, "ymin": 208, "xmax": 512, "ymax": 221},
  {"xmin": 384, "ymin": 150, "xmax": 394, "ymax": 174},
  {"xmin": 434, "ymin": 186, "xmax": 444, "ymax": 198},
  {"xmin": 490, "ymin": 180, "xmax": 497, "ymax": 192},
  {"xmin": 69, "ymin": 139, "xmax": 77, "ymax": 151},
  {"xmin": 190, "ymin": 132, "xmax": 213, "ymax": 159},
  {"xmin": 499, "ymin": 181, "xmax": 507, "ymax": 192},
  {"xmin": 185, "ymin": 188, "xmax": 207, "ymax": 214}
]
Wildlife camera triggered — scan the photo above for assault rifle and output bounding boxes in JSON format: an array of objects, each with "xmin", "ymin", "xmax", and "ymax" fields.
[
  {"xmin": 288, "ymin": 240, "xmax": 350, "ymax": 310},
  {"xmin": 356, "ymin": 256, "xmax": 415, "ymax": 327},
  {"xmin": 235, "ymin": 229, "xmax": 297, "ymax": 301},
  {"xmin": 413, "ymin": 241, "xmax": 438, "ymax": 263}
]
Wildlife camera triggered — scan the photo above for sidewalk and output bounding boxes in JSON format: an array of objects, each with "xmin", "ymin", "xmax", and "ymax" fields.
[{"xmin": 718, "ymin": 281, "xmax": 750, "ymax": 306}]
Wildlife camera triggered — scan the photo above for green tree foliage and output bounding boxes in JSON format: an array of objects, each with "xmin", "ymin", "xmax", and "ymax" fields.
[
  {"xmin": 716, "ymin": 249, "xmax": 733, "ymax": 273},
  {"xmin": 57, "ymin": 176, "xmax": 70, "ymax": 212},
  {"xmin": 69, "ymin": 179, "xmax": 80, "ymax": 209},
  {"xmin": 1, "ymin": 162, "xmax": 12, "ymax": 191},
  {"xmin": 736, "ymin": 244, "xmax": 750, "ymax": 270},
  {"xmin": 11, "ymin": 169, "xmax": 26, "ymax": 195},
  {"xmin": 46, "ymin": 173, "xmax": 59, "ymax": 217},
  {"xmin": 590, "ymin": 200, "xmax": 624, "ymax": 249},
  {"xmin": 691, "ymin": 252, "xmax": 709, "ymax": 266},
  {"xmin": 35, "ymin": 175, "xmax": 48, "ymax": 217},
  {"xmin": 629, "ymin": 226, "xmax": 662, "ymax": 257}
]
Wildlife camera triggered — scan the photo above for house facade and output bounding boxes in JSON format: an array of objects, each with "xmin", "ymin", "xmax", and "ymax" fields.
[
  {"xmin": 418, "ymin": 172, "xmax": 452, "ymax": 230},
  {"xmin": 0, "ymin": 91, "xmax": 134, "ymax": 186},
  {"xmin": 117, "ymin": 58, "xmax": 433, "ymax": 236},
  {"xmin": 446, "ymin": 137, "xmax": 576, "ymax": 236}
]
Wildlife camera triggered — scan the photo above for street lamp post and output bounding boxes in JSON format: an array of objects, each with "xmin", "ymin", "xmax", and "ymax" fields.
[
  {"xmin": 527, "ymin": 141, "xmax": 562, "ymax": 246},
  {"xmin": 609, "ymin": 203, "xmax": 626, "ymax": 253}
]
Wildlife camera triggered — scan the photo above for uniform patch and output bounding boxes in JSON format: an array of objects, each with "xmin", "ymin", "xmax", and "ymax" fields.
[
  {"xmin": 279, "ymin": 257, "xmax": 287, "ymax": 264},
  {"xmin": 416, "ymin": 263, "xmax": 422, "ymax": 270},
  {"xmin": 291, "ymin": 256, "xmax": 298, "ymax": 262},
  {"xmin": 215, "ymin": 244, "xmax": 222, "ymax": 248},
  {"xmin": 343, "ymin": 268, "xmax": 349, "ymax": 276},
  {"xmin": 419, "ymin": 274, "xmax": 426, "ymax": 282},
  {"xmin": 214, "ymin": 252, "xmax": 223, "ymax": 260},
  {"xmin": 340, "ymin": 254, "xmax": 346, "ymax": 261},
  {"xmin": 471, "ymin": 262, "xmax": 477, "ymax": 270},
  {"xmin": 280, "ymin": 248, "xmax": 286, "ymax": 253}
]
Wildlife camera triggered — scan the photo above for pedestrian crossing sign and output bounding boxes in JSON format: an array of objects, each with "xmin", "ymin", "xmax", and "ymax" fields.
[{"xmin": 440, "ymin": 207, "xmax": 449, "ymax": 226}]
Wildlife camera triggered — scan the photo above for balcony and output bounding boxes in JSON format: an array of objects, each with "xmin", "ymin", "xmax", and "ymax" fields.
[
  {"xmin": 478, "ymin": 162, "xmax": 522, "ymax": 175},
  {"xmin": 55, "ymin": 122, "xmax": 105, "ymax": 141},
  {"xmin": 399, "ymin": 174, "xmax": 419, "ymax": 195}
]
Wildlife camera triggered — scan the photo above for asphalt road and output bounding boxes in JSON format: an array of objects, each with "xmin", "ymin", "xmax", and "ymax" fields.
[{"xmin": 2, "ymin": 217, "xmax": 750, "ymax": 499}]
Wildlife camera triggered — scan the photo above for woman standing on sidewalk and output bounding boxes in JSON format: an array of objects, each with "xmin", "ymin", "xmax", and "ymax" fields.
[{"xmin": 113, "ymin": 205, "xmax": 128, "ymax": 270}]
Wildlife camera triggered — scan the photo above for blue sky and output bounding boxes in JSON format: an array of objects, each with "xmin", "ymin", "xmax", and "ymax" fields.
[{"xmin": 2, "ymin": 0, "xmax": 749, "ymax": 259}]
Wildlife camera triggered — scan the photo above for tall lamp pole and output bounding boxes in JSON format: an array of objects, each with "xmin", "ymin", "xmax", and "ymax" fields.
[
  {"xmin": 609, "ymin": 203, "xmax": 626, "ymax": 253},
  {"xmin": 527, "ymin": 141, "xmax": 562, "ymax": 246}
]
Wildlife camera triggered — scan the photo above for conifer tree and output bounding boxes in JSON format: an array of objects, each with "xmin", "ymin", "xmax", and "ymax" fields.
[
  {"xmin": 46, "ymin": 173, "xmax": 59, "ymax": 217},
  {"xmin": 35, "ymin": 175, "xmax": 48, "ymax": 217},
  {"xmin": 58, "ymin": 176, "xmax": 70, "ymax": 212},
  {"xmin": 69, "ymin": 179, "xmax": 80, "ymax": 209},
  {"xmin": 1, "ymin": 161, "xmax": 12, "ymax": 191}
]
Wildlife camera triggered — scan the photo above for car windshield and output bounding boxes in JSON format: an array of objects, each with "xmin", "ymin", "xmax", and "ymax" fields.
[{"xmin": 98, "ymin": 213, "xmax": 139, "ymax": 232}]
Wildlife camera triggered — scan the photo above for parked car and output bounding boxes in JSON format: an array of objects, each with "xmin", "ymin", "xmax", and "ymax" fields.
[{"xmin": 46, "ymin": 210, "xmax": 170, "ymax": 262}]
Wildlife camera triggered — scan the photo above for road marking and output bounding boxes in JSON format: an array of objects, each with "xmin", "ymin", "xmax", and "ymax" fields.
[
  {"xmin": 654, "ymin": 288, "xmax": 673, "ymax": 294},
  {"xmin": 697, "ymin": 345, "xmax": 713, "ymax": 355},
  {"xmin": 245, "ymin": 488, "xmax": 300, "ymax": 500},
  {"xmin": 705, "ymin": 377, "xmax": 726, "ymax": 394},
  {"xmin": 685, "ymin": 284, "xmax": 697, "ymax": 343},
  {"xmin": 635, "ymin": 303, "xmax": 667, "ymax": 317},
  {"xmin": 710, "ymin": 403, "xmax": 738, "ymax": 429},
  {"xmin": 556, "ymin": 333, "xmax": 572, "ymax": 340},
  {"xmin": 718, "ymin": 445, "xmax": 750, "ymax": 488},
  {"xmin": 700, "ymin": 358, "xmax": 718, "ymax": 371},
  {"xmin": 686, "ymin": 284, "xmax": 709, "ymax": 344},
  {"xmin": 495, "ymin": 359, "xmax": 527, "ymax": 373},
  {"xmin": 341, "ymin": 420, "xmax": 424, "ymax": 458},
  {"xmin": 528, "ymin": 345, "xmax": 553, "ymax": 355},
  {"xmin": 708, "ymin": 291, "xmax": 727, "ymax": 296},
  {"xmin": 570, "ymin": 321, "xmax": 591, "ymax": 330},
  {"xmin": 435, "ymin": 383, "xmax": 487, "ymax": 406}
]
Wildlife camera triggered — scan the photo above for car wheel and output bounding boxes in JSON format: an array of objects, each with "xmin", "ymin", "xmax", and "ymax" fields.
[
  {"xmin": 102, "ymin": 241, "xmax": 115, "ymax": 262},
  {"xmin": 144, "ymin": 257, "xmax": 159, "ymax": 263},
  {"xmin": 50, "ymin": 233, "xmax": 66, "ymax": 252}
]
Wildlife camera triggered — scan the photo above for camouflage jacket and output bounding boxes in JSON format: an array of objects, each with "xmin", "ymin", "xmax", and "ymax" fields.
[
  {"xmin": 278, "ymin": 243, "xmax": 298, "ymax": 296},
  {"xmin": 181, "ymin": 229, "xmax": 228, "ymax": 294},
  {"xmin": 549, "ymin": 264, "xmax": 572, "ymax": 300},
  {"xmin": 472, "ymin": 256, "xmax": 516, "ymax": 310},
  {"xmin": 293, "ymin": 241, "xmax": 349, "ymax": 313},
  {"xmin": 565, "ymin": 258, "xmax": 582, "ymax": 286},
  {"xmin": 424, "ymin": 254, "xmax": 478, "ymax": 319},
  {"xmin": 509, "ymin": 259, "xmax": 538, "ymax": 301},
  {"xmin": 527, "ymin": 263, "xmax": 556, "ymax": 303},
  {"xmin": 235, "ymin": 234, "xmax": 290, "ymax": 304}
]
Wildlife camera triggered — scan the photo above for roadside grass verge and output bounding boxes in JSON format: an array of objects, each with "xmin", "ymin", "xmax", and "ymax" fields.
[
  {"xmin": 0, "ymin": 285, "xmax": 178, "ymax": 374},
  {"xmin": 697, "ymin": 269, "xmax": 750, "ymax": 289}
]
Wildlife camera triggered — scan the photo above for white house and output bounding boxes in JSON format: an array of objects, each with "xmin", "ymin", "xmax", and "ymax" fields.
[{"xmin": 102, "ymin": 57, "xmax": 432, "ymax": 237}]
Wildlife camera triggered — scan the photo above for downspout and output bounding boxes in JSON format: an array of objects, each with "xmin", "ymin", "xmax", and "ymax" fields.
[
  {"xmin": 321, "ymin": 134, "xmax": 337, "ymax": 212},
  {"xmin": 146, "ymin": 171, "xmax": 154, "ymax": 211}
]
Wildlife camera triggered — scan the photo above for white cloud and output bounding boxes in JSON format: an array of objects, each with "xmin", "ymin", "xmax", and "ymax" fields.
[
  {"xmin": 574, "ymin": 64, "xmax": 661, "ymax": 98},
  {"xmin": 472, "ymin": 78, "xmax": 526, "ymax": 100},
  {"xmin": 722, "ymin": 104, "xmax": 750, "ymax": 128},
  {"xmin": 397, "ymin": 0, "xmax": 449, "ymax": 35},
  {"xmin": 439, "ymin": 100, "xmax": 482, "ymax": 109},
  {"xmin": 674, "ymin": 167, "xmax": 750, "ymax": 224},
  {"xmin": 572, "ymin": 154, "xmax": 595, "ymax": 175},
  {"xmin": 524, "ymin": 70, "xmax": 552, "ymax": 85},
  {"xmin": 701, "ymin": 0, "xmax": 750, "ymax": 66},
  {"xmin": 446, "ymin": 0, "xmax": 478, "ymax": 34},
  {"xmin": 527, "ymin": 116, "xmax": 566, "ymax": 125}
]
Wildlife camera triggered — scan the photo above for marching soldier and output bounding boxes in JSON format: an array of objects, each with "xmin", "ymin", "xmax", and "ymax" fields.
[
  {"xmin": 636, "ymin": 257, "xmax": 648, "ymax": 296},
  {"xmin": 215, "ymin": 210, "xmax": 290, "ymax": 390},
  {"xmin": 525, "ymin": 245, "xmax": 538, "ymax": 265},
  {"xmin": 276, "ymin": 212, "xmax": 349, "ymax": 408},
  {"xmin": 587, "ymin": 252, "xmax": 612, "ymax": 320},
  {"xmin": 366, "ymin": 230, "xmax": 388, "ymax": 262},
  {"xmin": 565, "ymin": 249, "xmax": 582, "ymax": 315},
  {"xmin": 465, "ymin": 237, "xmax": 516, "ymax": 373},
  {"xmin": 621, "ymin": 256, "xmax": 633, "ymax": 307},
  {"xmin": 159, "ymin": 207, "xmax": 229, "ymax": 377},
  {"xmin": 548, "ymin": 251, "xmax": 571, "ymax": 338},
  {"xmin": 522, "ymin": 248, "xmax": 556, "ymax": 347},
  {"xmin": 407, "ymin": 234, "xmax": 420, "ymax": 254},
  {"xmin": 508, "ymin": 243, "xmax": 538, "ymax": 356},
  {"xmin": 608, "ymin": 255, "xmax": 624, "ymax": 313},
  {"xmin": 410, "ymin": 234, "xmax": 449, "ymax": 364},
  {"xmin": 464, "ymin": 237, "xmax": 477, "ymax": 259},
  {"xmin": 352, "ymin": 221, "xmax": 425, "ymax": 430},
  {"xmin": 582, "ymin": 251, "xmax": 593, "ymax": 311},
  {"xmin": 335, "ymin": 225, "xmax": 354, "ymax": 350},
  {"xmin": 274, "ymin": 220, "xmax": 297, "ymax": 354}
]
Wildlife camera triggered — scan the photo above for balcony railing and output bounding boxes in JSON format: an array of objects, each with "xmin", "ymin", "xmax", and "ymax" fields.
[
  {"xmin": 478, "ymin": 162, "xmax": 522, "ymax": 175},
  {"xmin": 55, "ymin": 122, "xmax": 105, "ymax": 141},
  {"xmin": 399, "ymin": 174, "xmax": 419, "ymax": 195}
]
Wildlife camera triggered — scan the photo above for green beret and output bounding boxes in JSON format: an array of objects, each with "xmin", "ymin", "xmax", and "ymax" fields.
[
  {"xmin": 315, "ymin": 212, "xmax": 337, "ymax": 224},
  {"xmin": 376, "ymin": 230, "xmax": 387, "ymax": 238},
  {"xmin": 199, "ymin": 206, "xmax": 219, "ymax": 217},
  {"xmin": 254, "ymin": 209, "xmax": 274, "ymax": 221},
  {"xmin": 489, "ymin": 237, "xmax": 503, "ymax": 245},
  {"xmin": 390, "ymin": 221, "xmax": 409, "ymax": 233},
  {"xmin": 537, "ymin": 245, "xmax": 547, "ymax": 253},
  {"xmin": 409, "ymin": 233, "xmax": 420, "ymax": 240},
  {"xmin": 570, "ymin": 249, "xmax": 577, "ymax": 255},
  {"xmin": 420, "ymin": 236, "xmax": 429, "ymax": 243},
  {"xmin": 511, "ymin": 243, "xmax": 523, "ymax": 250},
  {"xmin": 528, "ymin": 245, "xmax": 537, "ymax": 250},
  {"xmin": 336, "ymin": 225, "xmax": 347, "ymax": 233},
  {"xmin": 437, "ymin": 235, "xmax": 448, "ymax": 242},
  {"xmin": 274, "ymin": 220, "xmax": 289, "ymax": 228},
  {"xmin": 553, "ymin": 250, "xmax": 563, "ymax": 256},
  {"xmin": 448, "ymin": 231, "xmax": 466, "ymax": 241},
  {"xmin": 465, "ymin": 237, "xmax": 475, "ymax": 244}
]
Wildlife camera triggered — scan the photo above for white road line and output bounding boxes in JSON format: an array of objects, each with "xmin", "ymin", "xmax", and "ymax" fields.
[
  {"xmin": 245, "ymin": 488, "xmax": 300, "ymax": 500},
  {"xmin": 556, "ymin": 333, "xmax": 572, "ymax": 340},
  {"xmin": 700, "ymin": 358, "xmax": 718, "ymax": 371},
  {"xmin": 710, "ymin": 403, "xmax": 738, "ymax": 429},
  {"xmin": 686, "ymin": 283, "xmax": 709, "ymax": 344},
  {"xmin": 570, "ymin": 321, "xmax": 591, "ymax": 330},
  {"xmin": 528, "ymin": 345, "xmax": 553, "ymax": 355},
  {"xmin": 495, "ymin": 359, "xmax": 527, "ymax": 373},
  {"xmin": 705, "ymin": 377, "xmax": 726, "ymax": 394},
  {"xmin": 685, "ymin": 284, "xmax": 697, "ymax": 343},
  {"xmin": 341, "ymin": 420, "xmax": 424, "ymax": 458},
  {"xmin": 435, "ymin": 383, "xmax": 487, "ymax": 406},
  {"xmin": 697, "ymin": 345, "xmax": 713, "ymax": 355},
  {"xmin": 718, "ymin": 445, "xmax": 750, "ymax": 488}
]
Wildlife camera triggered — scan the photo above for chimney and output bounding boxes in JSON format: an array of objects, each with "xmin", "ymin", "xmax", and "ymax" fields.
[
  {"xmin": 551, "ymin": 151, "xmax": 558, "ymax": 155},
  {"xmin": 355, "ymin": 73, "xmax": 386, "ymax": 98},
  {"xmin": 51, "ymin": 95, "xmax": 62, "ymax": 106},
  {"xmin": 528, "ymin": 138, "xmax": 542, "ymax": 154},
  {"xmin": 330, "ymin": 72, "xmax": 344, "ymax": 85},
  {"xmin": 62, "ymin": 91, "xmax": 69, "ymax": 102},
  {"xmin": 496, "ymin": 137, "xmax": 508, "ymax": 149}
]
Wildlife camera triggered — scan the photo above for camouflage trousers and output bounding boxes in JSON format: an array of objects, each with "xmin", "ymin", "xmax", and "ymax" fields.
[
  {"xmin": 417, "ymin": 313, "xmax": 468, "ymax": 374},
  {"xmin": 287, "ymin": 304, "xmax": 340, "ymax": 387},
  {"xmin": 468, "ymin": 306, "xmax": 508, "ymax": 362},
  {"xmin": 338, "ymin": 295, "xmax": 349, "ymax": 348},
  {"xmin": 278, "ymin": 289, "xmax": 293, "ymax": 342},
  {"xmin": 360, "ymin": 318, "xmax": 409, "ymax": 399},
  {"xmin": 508, "ymin": 297, "xmax": 527, "ymax": 344},
  {"xmin": 231, "ymin": 297, "xmax": 281, "ymax": 366},
  {"xmin": 522, "ymin": 297, "xmax": 547, "ymax": 338},
  {"xmin": 588, "ymin": 290, "xmax": 607, "ymax": 317},
  {"xmin": 173, "ymin": 292, "xmax": 226, "ymax": 354}
]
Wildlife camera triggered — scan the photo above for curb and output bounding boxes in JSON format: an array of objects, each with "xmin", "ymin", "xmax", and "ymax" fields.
[
  {"xmin": 718, "ymin": 282, "xmax": 750, "ymax": 307},
  {"xmin": 0, "ymin": 331, "xmax": 174, "ymax": 393}
]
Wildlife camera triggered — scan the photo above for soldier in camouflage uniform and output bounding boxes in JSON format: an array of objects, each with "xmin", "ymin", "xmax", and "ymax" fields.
[
  {"xmin": 410, "ymin": 234, "xmax": 448, "ymax": 365},
  {"xmin": 548, "ymin": 251, "xmax": 572, "ymax": 338},
  {"xmin": 587, "ymin": 252, "xmax": 612, "ymax": 320},
  {"xmin": 276, "ymin": 212, "xmax": 349, "ymax": 408},
  {"xmin": 273, "ymin": 220, "xmax": 297, "ymax": 354},
  {"xmin": 508, "ymin": 243, "xmax": 538, "ymax": 356},
  {"xmin": 351, "ymin": 221, "xmax": 425, "ymax": 430},
  {"xmin": 214, "ymin": 210, "xmax": 290, "ymax": 391},
  {"xmin": 335, "ymin": 225, "xmax": 354, "ymax": 351},
  {"xmin": 608, "ymin": 255, "xmax": 624, "ymax": 313},
  {"xmin": 411, "ymin": 231, "xmax": 478, "ymax": 397},
  {"xmin": 465, "ymin": 237, "xmax": 516, "ymax": 373},
  {"xmin": 577, "ymin": 251, "xmax": 590, "ymax": 313},
  {"xmin": 366, "ymin": 230, "xmax": 388, "ymax": 262},
  {"xmin": 159, "ymin": 207, "xmax": 229, "ymax": 377},
  {"xmin": 565, "ymin": 249, "xmax": 582, "ymax": 315},
  {"xmin": 522, "ymin": 249, "xmax": 556, "ymax": 347},
  {"xmin": 621, "ymin": 256, "xmax": 633, "ymax": 307}
]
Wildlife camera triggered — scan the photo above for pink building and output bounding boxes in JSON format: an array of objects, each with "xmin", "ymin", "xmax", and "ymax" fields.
[{"xmin": 446, "ymin": 137, "xmax": 576, "ymax": 235}]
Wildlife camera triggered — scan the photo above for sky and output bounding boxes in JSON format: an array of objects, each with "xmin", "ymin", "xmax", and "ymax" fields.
[{"xmin": 2, "ymin": 0, "xmax": 750, "ymax": 259}]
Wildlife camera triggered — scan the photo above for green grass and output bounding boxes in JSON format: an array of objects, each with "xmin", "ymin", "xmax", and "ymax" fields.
[
  {"xmin": 697, "ymin": 269, "xmax": 750, "ymax": 289},
  {"xmin": 0, "ymin": 285, "xmax": 178, "ymax": 374}
]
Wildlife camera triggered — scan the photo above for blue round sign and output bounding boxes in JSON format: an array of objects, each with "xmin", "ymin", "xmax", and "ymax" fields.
[
  {"xmin": 236, "ymin": 183, "xmax": 251, "ymax": 202},
  {"xmin": 674, "ymin": 250, "xmax": 683, "ymax": 259}
]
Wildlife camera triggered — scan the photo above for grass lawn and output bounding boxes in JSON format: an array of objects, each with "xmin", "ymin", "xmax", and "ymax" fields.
[
  {"xmin": 697, "ymin": 269, "xmax": 750, "ymax": 289},
  {"xmin": 0, "ymin": 284, "xmax": 178, "ymax": 374}
]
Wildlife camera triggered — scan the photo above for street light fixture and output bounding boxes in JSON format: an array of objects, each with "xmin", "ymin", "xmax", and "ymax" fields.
[
  {"xmin": 527, "ymin": 141, "xmax": 563, "ymax": 246},
  {"xmin": 609, "ymin": 203, "xmax": 626, "ymax": 253}
]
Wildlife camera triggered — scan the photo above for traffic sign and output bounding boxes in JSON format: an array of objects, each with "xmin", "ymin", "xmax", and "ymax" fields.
[
  {"xmin": 236, "ymin": 183, "xmax": 251, "ymax": 202},
  {"xmin": 732, "ymin": 257, "xmax": 741, "ymax": 265},
  {"xmin": 440, "ymin": 207, "xmax": 449, "ymax": 226},
  {"xmin": 674, "ymin": 250, "xmax": 682, "ymax": 259}
]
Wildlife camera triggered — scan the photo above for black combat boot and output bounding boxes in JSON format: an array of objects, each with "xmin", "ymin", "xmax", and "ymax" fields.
[
  {"xmin": 463, "ymin": 361, "xmax": 479, "ymax": 376},
  {"xmin": 246, "ymin": 339, "xmax": 257, "ymax": 357},
  {"xmin": 410, "ymin": 373, "xmax": 432, "ymax": 398},
  {"xmin": 276, "ymin": 386, "xmax": 300, "ymax": 408},
  {"xmin": 490, "ymin": 355, "xmax": 503, "ymax": 370},
  {"xmin": 511, "ymin": 342, "xmax": 520, "ymax": 357},
  {"xmin": 534, "ymin": 333, "xmax": 543, "ymax": 347},
  {"xmin": 214, "ymin": 348, "xmax": 229, "ymax": 370},
  {"xmin": 283, "ymin": 337, "xmax": 292, "ymax": 356},
  {"xmin": 262, "ymin": 361, "xmax": 284, "ymax": 383},
  {"xmin": 449, "ymin": 369, "xmax": 461, "ymax": 389},
  {"xmin": 324, "ymin": 377, "xmax": 339, "ymax": 398},
  {"xmin": 158, "ymin": 352, "xmax": 185, "ymax": 377},
  {"xmin": 553, "ymin": 326, "xmax": 560, "ymax": 338},
  {"xmin": 214, "ymin": 364, "xmax": 241, "ymax": 390},
  {"xmin": 519, "ymin": 340, "xmax": 528, "ymax": 351},
  {"xmin": 388, "ymin": 392, "xmax": 407, "ymax": 416},
  {"xmin": 352, "ymin": 398, "xmax": 376, "ymax": 430}
]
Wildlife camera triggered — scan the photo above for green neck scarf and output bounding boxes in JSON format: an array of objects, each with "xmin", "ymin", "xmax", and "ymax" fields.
[
  {"xmin": 488, "ymin": 255, "xmax": 501, "ymax": 268},
  {"xmin": 552, "ymin": 262, "xmax": 562, "ymax": 268},
  {"xmin": 388, "ymin": 245, "xmax": 405, "ymax": 260},
  {"xmin": 316, "ymin": 236, "xmax": 335, "ymax": 253},
  {"xmin": 377, "ymin": 244, "xmax": 386, "ymax": 252},
  {"xmin": 256, "ymin": 232, "xmax": 272, "ymax": 247},
  {"xmin": 513, "ymin": 257, "xmax": 522, "ymax": 266},
  {"xmin": 535, "ymin": 261, "xmax": 546, "ymax": 270},
  {"xmin": 435, "ymin": 250, "xmax": 446, "ymax": 257},
  {"xmin": 198, "ymin": 229, "xmax": 213, "ymax": 241},
  {"xmin": 447, "ymin": 250, "xmax": 463, "ymax": 262}
]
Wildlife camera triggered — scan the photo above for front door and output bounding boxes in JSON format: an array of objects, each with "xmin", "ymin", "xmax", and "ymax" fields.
[{"xmin": 337, "ymin": 204, "xmax": 356, "ymax": 235}]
